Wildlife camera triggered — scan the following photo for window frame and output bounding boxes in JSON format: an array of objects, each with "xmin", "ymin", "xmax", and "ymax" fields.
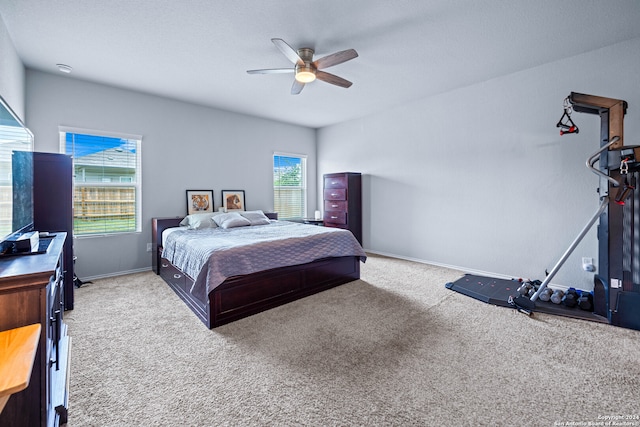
[
  {"xmin": 59, "ymin": 126, "xmax": 143, "ymax": 237},
  {"xmin": 273, "ymin": 152, "xmax": 307, "ymax": 220}
]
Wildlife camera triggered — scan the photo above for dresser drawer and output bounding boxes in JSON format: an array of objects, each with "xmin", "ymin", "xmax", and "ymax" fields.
[
  {"xmin": 325, "ymin": 200, "xmax": 348, "ymax": 211},
  {"xmin": 324, "ymin": 176, "xmax": 347, "ymax": 189},
  {"xmin": 324, "ymin": 211, "xmax": 347, "ymax": 225},
  {"xmin": 324, "ymin": 188, "xmax": 346, "ymax": 201},
  {"xmin": 160, "ymin": 258, "xmax": 186, "ymax": 290}
]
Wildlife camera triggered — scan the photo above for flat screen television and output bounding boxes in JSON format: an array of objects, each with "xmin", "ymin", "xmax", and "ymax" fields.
[
  {"xmin": 11, "ymin": 150, "xmax": 34, "ymax": 230},
  {"xmin": 0, "ymin": 95, "xmax": 34, "ymax": 253}
]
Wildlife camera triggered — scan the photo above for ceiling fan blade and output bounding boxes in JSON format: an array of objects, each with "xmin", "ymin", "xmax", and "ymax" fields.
[
  {"xmin": 313, "ymin": 49, "xmax": 358, "ymax": 70},
  {"xmin": 291, "ymin": 79, "xmax": 305, "ymax": 95},
  {"xmin": 247, "ymin": 68, "xmax": 294, "ymax": 74},
  {"xmin": 315, "ymin": 71, "xmax": 352, "ymax": 88},
  {"xmin": 271, "ymin": 38, "xmax": 304, "ymax": 66}
]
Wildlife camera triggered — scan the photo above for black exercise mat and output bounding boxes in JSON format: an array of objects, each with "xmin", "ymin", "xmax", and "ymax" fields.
[
  {"xmin": 445, "ymin": 274, "xmax": 516, "ymax": 307},
  {"xmin": 446, "ymin": 274, "xmax": 609, "ymax": 323}
]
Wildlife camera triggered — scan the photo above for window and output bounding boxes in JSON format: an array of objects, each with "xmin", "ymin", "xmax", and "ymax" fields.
[
  {"xmin": 273, "ymin": 153, "xmax": 306, "ymax": 219},
  {"xmin": 60, "ymin": 128, "xmax": 142, "ymax": 236},
  {"xmin": 0, "ymin": 106, "xmax": 33, "ymax": 239}
]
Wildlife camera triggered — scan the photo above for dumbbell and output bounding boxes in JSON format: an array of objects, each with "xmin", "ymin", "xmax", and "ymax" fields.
[
  {"xmin": 517, "ymin": 281, "xmax": 533, "ymax": 296},
  {"xmin": 577, "ymin": 291, "xmax": 594, "ymax": 311},
  {"xmin": 528, "ymin": 281, "xmax": 541, "ymax": 297},
  {"xmin": 550, "ymin": 289, "xmax": 565, "ymax": 304},
  {"xmin": 562, "ymin": 288, "xmax": 579, "ymax": 308},
  {"xmin": 538, "ymin": 288, "xmax": 553, "ymax": 302}
]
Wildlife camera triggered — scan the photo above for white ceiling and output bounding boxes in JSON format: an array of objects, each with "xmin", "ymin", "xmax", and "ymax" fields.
[{"xmin": 2, "ymin": 0, "xmax": 640, "ymax": 128}]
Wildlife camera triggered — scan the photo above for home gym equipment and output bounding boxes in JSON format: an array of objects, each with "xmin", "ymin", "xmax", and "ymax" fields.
[
  {"xmin": 577, "ymin": 291, "xmax": 594, "ymax": 311},
  {"xmin": 556, "ymin": 97, "xmax": 579, "ymax": 135},
  {"xmin": 517, "ymin": 281, "xmax": 534, "ymax": 296},
  {"xmin": 550, "ymin": 289, "xmax": 565, "ymax": 305},
  {"xmin": 561, "ymin": 288, "xmax": 579, "ymax": 308},
  {"xmin": 447, "ymin": 92, "xmax": 640, "ymax": 331},
  {"xmin": 538, "ymin": 288, "xmax": 553, "ymax": 302}
]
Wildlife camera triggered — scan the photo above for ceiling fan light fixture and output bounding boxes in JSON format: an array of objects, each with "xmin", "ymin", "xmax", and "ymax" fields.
[
  {"xmin": 248, "ymin": 39, "xmax": 357, "ymax": 94},
  {"xmin": 295, "ymin": 65, "xmax": 316, "ymax": 83}
]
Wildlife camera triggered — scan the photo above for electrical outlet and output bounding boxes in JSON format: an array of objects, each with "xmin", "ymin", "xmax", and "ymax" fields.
[
  {"xmin": 146, "ymin": 243, "xmax": 152, "ymax": 252},
  {"xmin": 582, "ymin": 257, "xmax": 595, "ymax": 272}
]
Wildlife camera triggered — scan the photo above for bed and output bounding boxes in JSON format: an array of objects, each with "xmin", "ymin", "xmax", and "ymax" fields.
[{"xmin": 152, "ymin": 211, "xmax": 366, "ymax": 328}]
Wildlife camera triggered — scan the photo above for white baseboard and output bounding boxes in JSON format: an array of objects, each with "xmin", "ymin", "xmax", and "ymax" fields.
[
  {"xmin": 80, "ymin": 254, "xmax": 575, "ymax": 293},
  {"xmin": 364, "ymin": 249, "xmax": 572, "ymax": 291},
  {"xmin": 79, "ymin": 267, "xmax": 152, "ymax": 282}
]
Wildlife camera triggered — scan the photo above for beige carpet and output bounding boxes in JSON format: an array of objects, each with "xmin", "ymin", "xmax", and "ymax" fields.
[{"xmin": 65, "ymin": 254, "xmax": 640, "ymax": 426}]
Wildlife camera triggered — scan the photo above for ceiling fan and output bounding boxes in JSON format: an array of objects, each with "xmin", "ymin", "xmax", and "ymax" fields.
[{"xmin": 247, "ymin": 38, "xmax": 358, "ymax": 95}]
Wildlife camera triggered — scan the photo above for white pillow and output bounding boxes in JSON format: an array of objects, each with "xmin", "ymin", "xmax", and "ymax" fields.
[
  {"xmin": 240, "ymin": 210, "xmax": 271, "ymax": 226},
  {"xmin": 179, "ymin": 212, "xmax": 217, "ymax": 229},
  {"xmin": 212, "ymin": 212, "xmax": 251, "ymax": 229}
]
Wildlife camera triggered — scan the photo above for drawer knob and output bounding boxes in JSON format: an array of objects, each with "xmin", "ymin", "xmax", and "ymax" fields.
[
  {"xmin": 331, "ymin": 216, "xmax": 338, "ymax": 219},
  {"xmin": 331, "ymin": 193, "xmax": 338, "ymax": 197},
  {"xmin": 161, "ymin": 263, "xmax": 168, "ymax": 268},
  {"xmin": 332, "ymin": 204, "xmax": 338, "ymax": 208},
  {"xmin": 174, "ymin": 274, "xmax": 182, "ymax": 279}
]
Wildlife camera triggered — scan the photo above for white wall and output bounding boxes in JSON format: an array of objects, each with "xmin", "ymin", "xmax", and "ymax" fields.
[
  {"xmin": 26, "ymin": 70, "xmax": 317, "ymax": 279},
  {"xmin": 318, "ymin": 37, "xmax": 640, "ymax": 290},
  {"xmin": 0, "ymin": 14, "xmax": 25, "ymax": 119},
  {"xmin": 18, "ymin": 34, "xmax": 640, "ymax": 288}
]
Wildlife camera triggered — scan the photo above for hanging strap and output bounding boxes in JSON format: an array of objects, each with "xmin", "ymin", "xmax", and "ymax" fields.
[{"xmin": 557, "ymin": 97, "xmax": 579, "ymax": 135}]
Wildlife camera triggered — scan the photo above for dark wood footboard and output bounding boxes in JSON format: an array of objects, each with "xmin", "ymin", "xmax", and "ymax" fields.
[
  {"xmin": 152, "ymin": 216, "xmax": 360, "ymax": 328},
  {"xmin": 209, "ymin": 255, "xmax": 360, "ymax": 328},
  {"xmin": 159, "ymin": 255, "xmax": 360, "ymax": 328}
]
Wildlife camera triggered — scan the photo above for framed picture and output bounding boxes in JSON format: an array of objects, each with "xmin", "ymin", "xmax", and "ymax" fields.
[
  {"xmin": 222, "ymin": 190, "xmax": 245, "ymax": 211},
  {"xmin": 186, "ymin": 190, "xmax": 214, "ymax": 215}
]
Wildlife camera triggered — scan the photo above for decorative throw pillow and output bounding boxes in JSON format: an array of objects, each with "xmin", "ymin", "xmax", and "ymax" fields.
[
  {"xmin": 212, "ymin": 212, "xmax": 251, "ymax": 229},
  {"xmin": 240, "ymin": 210, "xmax": 271, "ymax": 226},
  {"xmin": 179, "ymin": 212, "xmax": 217, "ymax": 229}
]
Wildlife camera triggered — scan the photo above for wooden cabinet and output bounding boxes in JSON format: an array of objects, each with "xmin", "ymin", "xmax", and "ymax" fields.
[
  {"xmin": 323, "ymin": 172, "xmax": 362, "ymax": 245},
  {"xmin": 33, "ymin": 152, "xmax": 74, "ymax": 311},
  {"xmin": 0, "ymin": 233, "xmax": 71, "ymax": 427}
]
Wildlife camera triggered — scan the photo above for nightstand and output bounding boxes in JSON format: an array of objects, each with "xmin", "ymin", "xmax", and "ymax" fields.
[{"xmin": 302, "ymin": 218, "xmax": 324, "ymax": 226}]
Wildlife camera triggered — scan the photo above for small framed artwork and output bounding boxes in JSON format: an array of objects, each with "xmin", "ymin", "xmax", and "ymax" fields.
[
  {"xmin": 186, "ymin": 190, "xmax": 214, "ymax": 215},
  {"xmin": 222, "ymin": 190, "xmax": 245, "ymax": 211}
]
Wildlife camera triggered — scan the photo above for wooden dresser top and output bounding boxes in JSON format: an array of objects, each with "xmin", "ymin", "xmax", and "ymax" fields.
[{"xmin": 0, "ymin": 233, "xmax": 66, "ymax": 290}]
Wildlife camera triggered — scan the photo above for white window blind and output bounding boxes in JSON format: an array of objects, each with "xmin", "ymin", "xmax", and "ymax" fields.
[
  {"xmin": 0, "ymin": 112, "xmax": 33, "ymax": 239},
  {"xmin": 273, "ymin": 154, "xmax": 306, "ymax": 219},
  {"xmin": 60, "ymin": 128, "xmax": 142, "ymax": 236}
]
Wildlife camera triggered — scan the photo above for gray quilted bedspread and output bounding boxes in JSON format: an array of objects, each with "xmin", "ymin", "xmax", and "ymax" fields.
[{"xmin": 162, "ymin": 221, "xmax": 366, "ymax": 297}]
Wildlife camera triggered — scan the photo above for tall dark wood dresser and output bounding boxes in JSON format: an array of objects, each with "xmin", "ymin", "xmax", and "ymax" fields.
[
  {"xmin": 323, "ymin": 172, "xmax": 362, "ymax": 245},
  {"xmin": 0, "ymin": 233, "xmax": 71, "ymax": 427}
]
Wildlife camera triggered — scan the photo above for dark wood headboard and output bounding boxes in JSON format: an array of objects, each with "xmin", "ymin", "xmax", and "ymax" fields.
[{"xmin": 151, "ymin": 217, "xmax": 183, "ymax": 274}]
